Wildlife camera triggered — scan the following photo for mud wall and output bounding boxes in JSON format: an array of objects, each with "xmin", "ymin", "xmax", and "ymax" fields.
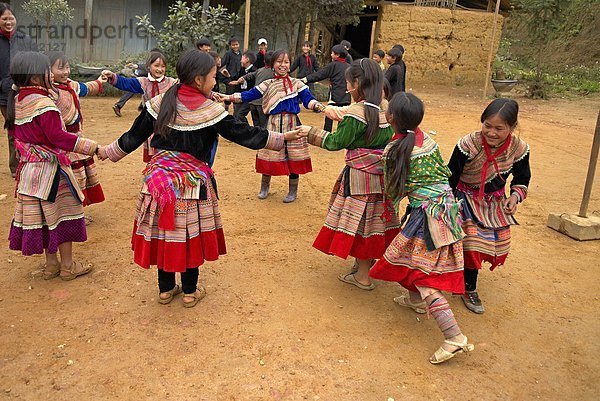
[{"xmin": 375, "ymin": 5, "xmax": 504, "ymax": 86}]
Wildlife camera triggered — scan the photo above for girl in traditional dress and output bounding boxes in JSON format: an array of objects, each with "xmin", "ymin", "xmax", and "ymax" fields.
[
  {"xmin": 7, "ymin": 52, "xmax": 99, "ymax": 280},
  {"xmin": 97, "ymin": 50, "xmax": 304, "ymax": 308},
  {"xmin": 47, "ymin": 51, "xmax": 106, "ymax": 211},
  {"xmin": 219, "ymin": 49, "xmax": 325, "ymax": 203},
  {"xmin": 102, "ymin": 50, "xmax": 178, "ymax": 162},
  {"xmin": 448, "ymin": 98, "xmax": 530, "ymax": 314},
  {"xmin": 300, "ymin": 58, "xmax": 401, "ymax": 290},
  {"xmin": 368, "ymin": 92, "xmax": 473, "ymax": 364}
]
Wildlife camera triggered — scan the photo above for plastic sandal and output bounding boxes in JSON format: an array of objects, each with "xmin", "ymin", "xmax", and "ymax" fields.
[
  {"xmin": 393, "ymin": 295, "xmax": 427, "ymax": 314},
  {"xmin": 158, "ymin": 285, "xmax": 182, "ymax": 305},
  {"xmin": 42, "ymin": 262, "xmax": 61, "ymax": 280},
  {"xmin": 182, "ymin": 286, "xmax": 207, "ymax": 308},
  {"xmin": 60, "ymin": 261, "xmax": 93, "ymax": 281},
  {"xmin": 429, "ymin": 337, "xmax": 475, "ymax": 364},
  {"xmin": 338, "ymin": 272, "xmax": 376, "ymax": 291}
]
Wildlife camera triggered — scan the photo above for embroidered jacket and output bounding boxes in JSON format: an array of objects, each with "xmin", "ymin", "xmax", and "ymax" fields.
[
  {"xmin": 109, "ymin": 74, "xmax": 178, "ymax": 103},
  {"xmin": 233, "ymin": 77, "xmax": 318, "ymax": 115},
  {"xmin": 11, "ymin": 92, "xmax": 98, "ymax": 201}
]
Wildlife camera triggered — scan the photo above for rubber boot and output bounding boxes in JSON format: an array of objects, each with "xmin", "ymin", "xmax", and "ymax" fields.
[
  {"xmin": 283, "ymin": 177, "xmax": 299, "ymax": 203},
  {"xmin": 258, "ymin": 175, "xmax": 271, "ymax": 199}
]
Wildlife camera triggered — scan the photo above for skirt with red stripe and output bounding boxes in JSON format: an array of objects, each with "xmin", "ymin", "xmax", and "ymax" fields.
[
  {"xmin": 71, "ymin": 157, "xmax": 105, "ymax": 206},
  {"xmin": 131, "ymin": 181, "xmax": 227, "ymax": 272},
  {"xmin": 369, "ymin": 207, "xmax": 464, "ymax": 294},
  {"xmin": 255, "ymin": 113, "xmax": 312, "ymax": 176},
  {"xmin": 313, "ymin": 169, "xmax": 400, "ymax": 260},
  {"xmin": 8, "ymin": 173, "xmax": 87, "ymax": 256},
  {"xmin": 457, "ymin": 190, "xmax": 511, "ymax": 271}
]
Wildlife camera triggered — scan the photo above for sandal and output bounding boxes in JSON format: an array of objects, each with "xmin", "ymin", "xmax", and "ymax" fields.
[
  {"xmin": 429, "ymin": 336, "xmax": 475, "ymax": 364},
  {"xmin": 349, "ymin": 259, "xmax": 376, "ymax": 275},
  {"xmin": 393, "ymin": 295, "xmax": 427, "ymax": 314},
  {"xmin": 158, "ymin": 285, "xmax": 182, "ymax": 305},
  {"xmin": 60, "ymin": 261, "xmax": 93, "ymax": 281},
  {"xmin": 182, "ymin": 286, "xmax": 207, "ymax": 308},
  {"xmin": 42, "ymin": 262, "xmax": 61, "ymax": 280},
  {"xmin": 338, "ymin": 272, "xmax": 376, "ymax": 291}
]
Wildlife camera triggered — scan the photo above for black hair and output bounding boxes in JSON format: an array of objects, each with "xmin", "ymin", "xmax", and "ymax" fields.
[
  {"xmin": 384, "ymin": 92, "xmax": 425, "ymax": 205},
  {"xmin": 0, "ymin": 2, "xmax": 13, "ymax": 17},
  {"xmin": 243, "ymin": 50, "xmax": 256, "ymax": 65},
  {"xmin": 146, "ymin": 50, "xmax": 168, "ymax": 71},
  {"xmin": 5, "ymin": 52, "xmax": 53, "ymax": 130},
  {"xmin": 392, "ymin": 44, "xmax": 405, "ymax": 53},
  {"xmin": 331, "ymin": 44, "xmax": 347, "ymax": 59},
  {"xmin": 155, "ymin": 50, "xmax": 216, "ymax": 138},
  {"xmin": 45, "ymin": 51, "xmax": 69, "ymax": 69},
  {"xmin": 340, "ymin": 40, "xmax": 351, "ymax": 49},
  {"xmin": 196, "ymin": 38, "xmax": 211, "ymax": 48},
  {"xmin": 481, "ymin": 98, "xmax": 519, "ymax": 129},
  {"xmin": 270, "ymin": 49, "xmax": 289, "ymax": 70},
  {"xmin": 374, "ymin": 49, "xmax": 385, "ymax": 59},
  {"xmin": 387, "ymin": 46, "xmax": 404, "ymax": 63},
  {"xmin": 302, "ymin": 41, "xmax": 312, "ymax": 48},
  {"xmin": 264, "ymin": 51, "xmax": 274, "ymax": 68},
  {"xmin": 344, "ymin": 58, "xmax": 384, "ymax": 146},
  {"xmin": 228, "ymin": 37, "xmax": 239, "ymax": 45}
]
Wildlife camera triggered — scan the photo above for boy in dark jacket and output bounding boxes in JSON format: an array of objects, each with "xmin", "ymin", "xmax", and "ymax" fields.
[
  {"xmin": 303, "ymin": 44, "xmax": 351, "ymax": 132},
  {"xmin": 220, "ymin": 37, "xmax": 242, "ymax": 112},
  {"xmin": 291, "ymin": 41, "xmax": 319, "ymax": 92},
  {"xmin": 385, "ymin": 45, "xmax": 407, "ymax": 97}
]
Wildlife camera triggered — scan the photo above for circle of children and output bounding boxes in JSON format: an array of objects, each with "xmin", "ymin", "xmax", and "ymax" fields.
[{"xmin": 6, "ymin": 31, "xmax": 531, "ymax": 364}]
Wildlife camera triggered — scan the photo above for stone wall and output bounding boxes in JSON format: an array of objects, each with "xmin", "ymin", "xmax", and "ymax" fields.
[{"xmin": 375, "ymin": 4, "xmax": 504, "ymax": 86}]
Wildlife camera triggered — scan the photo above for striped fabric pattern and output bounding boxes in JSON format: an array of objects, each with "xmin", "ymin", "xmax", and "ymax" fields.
[
  {"xmin": 138, "ymin": 76, "xmax": 178, "ymax": 102},
  {"xmin": 462, "ymin": 219, "xmax": 511, "ymax": 270},
  {"xmin": 255, "ymin": 78, "xmax": 311, "ymax": 114},
  {"xmin": 147, "ymin": 94, "xmax": 229, "ymax": 131},
  {"xmin": 14, "ymin": 94, "xmax": 60, "ymax": 125}
]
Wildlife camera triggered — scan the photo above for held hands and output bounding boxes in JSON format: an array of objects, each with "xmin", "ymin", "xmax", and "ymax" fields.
[
  {"xmin": 98, "ymin": 73, "xmax": 108, "ymax": 83},
  {"xmin": 313, "ymin": 103, "xmax": 326, "ymax": 113},
  {"xmin": 296, "ymin": 125, "xmax": 312, "ymax": 136},
  {"xmin": 101, "ymin": 70, "xmax": 115, "ymax": 82},
  {"xmin": 283, "ymin": 128, "xmax": 308, "ymax": 141},
  {"xmin": 96, "ymin": 145, "xmax": 108, "ymax": 161},
  {"xmin": 503, "ymin": 194, "xmax": 519, "ymax": 215},
  {"xmin": 212, "ymin": 93, "xmax": 230, "ymax": 103}
]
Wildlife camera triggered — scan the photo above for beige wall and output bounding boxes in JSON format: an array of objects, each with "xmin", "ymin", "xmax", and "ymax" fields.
[{"xmin": 375, "ymin": 4, "xmax": 503, "ymax": 85}]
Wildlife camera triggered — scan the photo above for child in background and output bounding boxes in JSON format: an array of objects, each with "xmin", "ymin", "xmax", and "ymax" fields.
[
  {"xmin": 448, "ymin": 98, "xmax": 530, "ymax": 314},
  {"xmin": 220, "ymin": 37, "xmax": 242, "ymax": 112},
  {"xmin": 385, "ymin": 45, "xmax": 407, "ymax": 97},
  {"xmin": 47, "ymin": 51, "xmax": 106, "ymax": 211},
  {"xmin": 303, "ymin": 44, "xmax": 351, "ymax": 132},
  {"xmin": 291, "ymin": 41, "xmax": 319, "ymax": 93},
  {"xmin": 7, "ymin": 52, "xmax": 99, "ymax": 280},
  {"xmin": 372, "ymin": 50, "xmax": 386, "ymax": 70},
  {"xmin": 97, "ymin": 50, "xmax": 304, "ymax": 307},
  {"xmin": 230, "ymin": 50, "xmax": 274, "ymax": 128},
  {"xmin": 230, "ymin": 50, "xmax": 257, "ymax": 124},
  {"xmin": 300, "ymin": 58, "xmax": 400, "ymax": 289},
  {"xmin": 255, "ymin": 38, "xmax": 268, "ymax": 69},
  {"xmin": 221, "ymin": 49, "xmax": 325, "ymax": 203},
  {"xmin": 340, "ymin": 40, "xmax": 353, "ymax": 64},
  {"xmin": 103, "ymin": 50, "xmax": 177, "ymax": 162},
  {"xmin": 369, "ymin": 92, "xmax": 473, "ymax": 364},
  {"xmin": 208, "ymin": 51, "xmax": 223, "ymax": 94},
  {"xmin": 196, "ymin": 38, "xmax": 211, "ymax": 52}
]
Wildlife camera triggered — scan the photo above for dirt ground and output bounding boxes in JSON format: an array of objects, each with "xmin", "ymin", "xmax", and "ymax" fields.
[{"xmin": 0, "ymin": 87, "xmax": 599, "ymax": 401}]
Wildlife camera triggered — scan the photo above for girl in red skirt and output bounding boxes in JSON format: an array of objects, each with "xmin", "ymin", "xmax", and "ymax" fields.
[
  {"xmin": 448, "ymin": 98, "xmax": 530, "ymax": 314},
  {"xmin": 7, "ymin": 52, "xmax": 98, "ymax": 280},
  {"xmin": 98, "ymin": 50, "xmax": 304, "ymax": 308},
  {"xmin": 47, "ymin": 51, "xmax": 106, "ymax": 210},
  {"xmin": 220, "ymin": 49, "xmax": 324, "ymax": 203},
  {"xmin": 301, "ymin": 58, "xmax": 400, "ymax": 290},
  {"xmin": 369, "ymin": 92, "xmax": 474, "ymax": 364}
]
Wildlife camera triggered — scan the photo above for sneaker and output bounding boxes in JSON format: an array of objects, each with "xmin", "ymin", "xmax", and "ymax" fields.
[
  {"xmin": 462, "ymin": 290, "xmax": 485, "ymax": 314},
  {"xmin": 112, "ymin": 104, "xmax": 122, "ymax": 117}
]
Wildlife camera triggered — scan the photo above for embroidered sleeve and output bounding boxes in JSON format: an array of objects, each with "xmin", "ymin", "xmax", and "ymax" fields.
[
  {"xmin": 239, "ymin": 87, "xmax": 263, "ymax": 103},
  {"xmin": 73, "ymin": 136, "xmax": 98, "ymax": 156},
  {"xmin": 307, "ymin": 127, "xmax": 330, "ymax": 148},
  {"xmin": 264, "ymin": 131, "xmax": 285, "ymax": 151},
  {"xmin": 510, "ymin": 150, "xmax": 531, "ymax": 202},
  {"xmin": 447, "ymin": 145, "xmax": 469, "ymax": 190},
  {"xmin": 79, "ymin": 79, "xmax": 104, "ymax": 97},
  {"xmin": 105, "ymin": 140, "xmax": 128, "ymax": 162},
  {"xmin": 320, "ymin": 117, "xmax": 365, "ymax": 151},
  {"xmin": 112, "ymin": 75, "xmax": 144, "ymax": 94}
]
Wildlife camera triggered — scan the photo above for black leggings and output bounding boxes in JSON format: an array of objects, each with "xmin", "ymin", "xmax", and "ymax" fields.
[
  {"xmin": 158, "ymin": 268, "xmax": 199, "ymax": 294},
  {"xmin": 464, "ymin": 268, "xmax": 479, "ymax": 292}
]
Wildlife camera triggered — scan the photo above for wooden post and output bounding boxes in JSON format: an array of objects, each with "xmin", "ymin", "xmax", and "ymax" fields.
[
  {"xmin": 83, "ymin": 0, "xmax": 93, "ymax": 62},
  {"xmin": 483, "ymin": 0, "xmax": 501, "ymax": 98},
  {"xmin": 243, "ymin": 0, "xmax": 251, "ymax": 51},
  {"xmin": 578, "ymin": 111, "xmax": 600, "ymax": 218},
  {"xmin": 369, "ymin": 20, "xmax": 376, "ymax": 57}
]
